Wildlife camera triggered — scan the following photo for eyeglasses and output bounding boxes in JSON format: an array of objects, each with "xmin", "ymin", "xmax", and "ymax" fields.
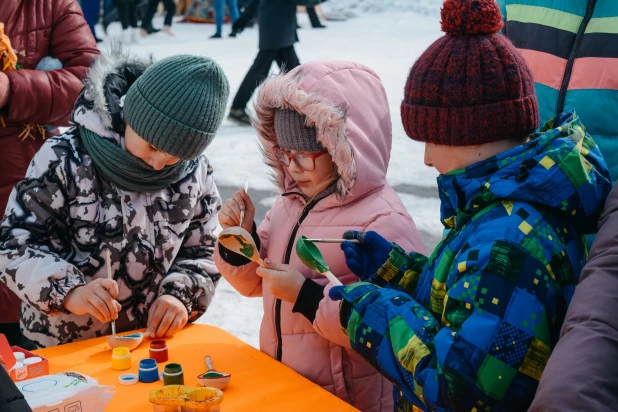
[{"xmin": 272, "ymin": 146, "xmax": 328, "ymax": 171}]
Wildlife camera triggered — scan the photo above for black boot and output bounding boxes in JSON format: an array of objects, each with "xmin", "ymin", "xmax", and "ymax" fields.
[
  {"xmin": 210, "ymin": 33, "xmax": 222, "ymax": 39},
  {"xmin": 228, "ymin": 108, "xmax": 251, "ymax": 126}
]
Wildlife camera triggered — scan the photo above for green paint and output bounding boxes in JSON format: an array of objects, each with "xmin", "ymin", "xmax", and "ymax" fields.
[
  {"xmin": 296, "ymin": 236, "xmax": 330, "ymax": 273},
  {"xmin": 199, "ymin": 372, "xmax": 228, "ymax": 378},
  {"xmin": 220, "ymin": 234, "xmax": 255, "ymax": 258}
]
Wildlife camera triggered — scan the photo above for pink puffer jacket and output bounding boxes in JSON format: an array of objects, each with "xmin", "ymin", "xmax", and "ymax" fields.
[{"xmin": 215, "ymin": 61, "xmax": 425, "ymax": 411}]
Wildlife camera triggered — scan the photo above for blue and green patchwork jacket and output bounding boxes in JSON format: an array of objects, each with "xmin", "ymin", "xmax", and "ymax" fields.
[{"xmin": 337, "ymin": 112, "xmax": 612, "ymax": 411}]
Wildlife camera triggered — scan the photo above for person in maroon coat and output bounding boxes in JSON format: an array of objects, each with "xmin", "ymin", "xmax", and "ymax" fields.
[{"xmin": 0, "ymin": 0, "xmax": 99, "ymax": 346}]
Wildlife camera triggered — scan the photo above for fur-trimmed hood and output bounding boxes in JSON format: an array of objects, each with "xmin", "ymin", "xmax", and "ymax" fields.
[
  {"xmin": 254, "ymin": 61, "xmax": 392, "ymax": 204},
  {"xmin": 70, "ymin": 46, "xmax": 153, "ymax": 144}
]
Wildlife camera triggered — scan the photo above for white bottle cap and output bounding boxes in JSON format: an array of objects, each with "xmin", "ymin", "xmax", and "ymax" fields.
[
  {"xmin": 119, "ymin": 373, "xmax": 138, "ymax": 385},
  {"xmin": 9, "ymin": 362, "xmax": 24, "ymax": 371},
  {"xmin": 23, "ymin": 357, "xmax": 43, "ymax": 366},
  {"xmin": 13, "ymin": 352, "xmax": 25, "ymax": 362}
]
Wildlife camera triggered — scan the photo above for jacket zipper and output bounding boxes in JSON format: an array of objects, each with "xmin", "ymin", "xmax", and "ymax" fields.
[
  {"xmin": 556, "ymin": 0, "xmax": 597, "ymax": 114},
  {"xmin": 275, "ymin": 199, "xmax": 320, "ymax": 362}
]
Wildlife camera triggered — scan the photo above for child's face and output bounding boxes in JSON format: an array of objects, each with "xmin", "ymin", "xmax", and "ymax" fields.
[
  {"xmin": 424, "ymin": 139, "xmax": 527, "ymax": 174},
  {"xmin": 278, "ymin": 148, "xmax": 337, "ymax": 197},
  {"xmin": 424, "ymin": 143, "xmax": 471, "ymax": 174},
  {"xmin": 125, "ymin": 126, "xmax": 180, "ymax": 170}
]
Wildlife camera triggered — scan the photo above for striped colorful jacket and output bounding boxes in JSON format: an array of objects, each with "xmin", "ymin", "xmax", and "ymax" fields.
[
  {"xmin": 335, "ymin": 112, "xmax": 612, "ymax": 411},
  {"xmin": 497, "ymin": 0, "xmax": 618, "ymax": 182}
]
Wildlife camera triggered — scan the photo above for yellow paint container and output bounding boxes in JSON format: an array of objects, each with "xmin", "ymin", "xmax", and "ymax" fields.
[
  {"xmin": 111, "ymin": 346, "xmax": 132, "ymax": 371},
  {"xmin": 149, "ymin": 385, "xmax": 223, "ymax": 412}
]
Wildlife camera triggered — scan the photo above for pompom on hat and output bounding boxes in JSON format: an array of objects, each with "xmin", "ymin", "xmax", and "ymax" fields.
[{"xmin": 401, "ymin": 0, "xmax": 539, "ymax": 146}]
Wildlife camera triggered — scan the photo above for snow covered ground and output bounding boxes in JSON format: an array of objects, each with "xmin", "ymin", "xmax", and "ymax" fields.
[{"xmin": 98, "ymin": 9, "xmax": 444, "ymax": 348}]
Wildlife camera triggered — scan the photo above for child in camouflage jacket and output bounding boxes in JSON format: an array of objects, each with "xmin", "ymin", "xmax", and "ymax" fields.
[{"xmin": 0, "ymin": 50, "xmax": 230, "ymax": 348}]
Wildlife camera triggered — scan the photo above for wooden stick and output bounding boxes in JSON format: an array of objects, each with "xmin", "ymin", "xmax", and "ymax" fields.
[
  {"xmin": 239, "ymin": 179, "xmax": 249, "ymax": 227},
  {"xmin": 322, "ymin": 270, "xmax": 343, "ymax": 286},
  {"xmin": 106, "ymin": 249, "xmax": 117, "ymax": 337},
  {"xmin": 305, "ymin": 238, "xmax": 361, "ymax": 244}
]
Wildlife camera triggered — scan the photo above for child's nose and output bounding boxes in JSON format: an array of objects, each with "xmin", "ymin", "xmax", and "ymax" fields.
[
  {"xmin": 150, "ymin": 154, "xmax": 167, "ymax": 171},
  {"xmin": 287, "ymin": 159, "xmax": 302, "ymax": 173}
]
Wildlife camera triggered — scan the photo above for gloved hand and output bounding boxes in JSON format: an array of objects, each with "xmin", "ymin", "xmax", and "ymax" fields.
[
  {"xmin": 340, "ymin": 230, "xmax": 392, "ymax": 281},
  {"xmin": 329, "ymin": 285, "xmax": 345, "ymax": 301},
  {"xmin": 232, "ymin": 16, "xmax": 249, "ymax": 34}
]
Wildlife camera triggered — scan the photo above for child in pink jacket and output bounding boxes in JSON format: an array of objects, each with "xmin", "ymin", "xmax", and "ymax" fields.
[{"xmin": 215, "ymin": 60, "xmax": 425, "ymax": 411}]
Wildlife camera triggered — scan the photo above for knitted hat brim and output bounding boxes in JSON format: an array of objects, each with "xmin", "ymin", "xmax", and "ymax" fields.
[
  {"xmin": 401, "ymin": 94, "xmax": 539, "ymax": 146},
  {"xmin": 125, "ymin": 84, "xmax": 216, "ymax": 160}
]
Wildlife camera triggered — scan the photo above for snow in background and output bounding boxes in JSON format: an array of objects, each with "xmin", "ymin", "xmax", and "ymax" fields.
[
  {"xmin": 323, "ymin": 0, "xmax": 443, "ymax": 15},
  {"xmin": 99, "ymin": 7, "xmax": 444, "ymax": 348}
]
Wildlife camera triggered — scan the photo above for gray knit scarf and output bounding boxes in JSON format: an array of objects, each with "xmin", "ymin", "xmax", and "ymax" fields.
[{"xmin": 79, "ymin": 126, "xmax": 197, "ymax": 192}]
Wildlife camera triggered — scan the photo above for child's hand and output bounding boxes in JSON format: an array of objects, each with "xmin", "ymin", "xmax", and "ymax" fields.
[
  {"xmin": 63, "ymin": 279, "xmax": 121, "ymax": 323},
  {"xmin": 147, "ymin": 295, "xmax": 189, "ymax": 338},
  {"xmin": 341, "ymin": 230, "xmax": 392, "ymax": 281},
  {"xmin": 219, "ymin": 188, "xmax": 255, "ymax": 233},
  {"xmin": 256, "ymin": 259, "xmax": 305, "ymax": 303}
]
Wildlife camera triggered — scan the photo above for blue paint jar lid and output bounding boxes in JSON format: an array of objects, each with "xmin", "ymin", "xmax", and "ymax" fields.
[{"xmin": 119, "ymin": 373, "xmax": 138, "ymax": 385}]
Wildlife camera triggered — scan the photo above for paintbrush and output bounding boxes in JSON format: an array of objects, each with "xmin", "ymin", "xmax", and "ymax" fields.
[
  {"xmin": 239, "ymin": 179, "xmax": 249, "ymax": 227},
  {"xmin": 106, "ymin": 249, "xmax": 116, "ymax": 337},
  {"xmin": 305, "ymin": 238, "xmax": 361, "ymax": 244}
]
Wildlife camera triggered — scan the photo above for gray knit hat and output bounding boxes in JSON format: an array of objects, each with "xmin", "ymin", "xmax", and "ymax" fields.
[
  {"xmin": 274, "ymin": 109, "xmax": 323, "ymax": 152},
  {"xmin": 124, "ymin": 55, "xmax": 230, "ymax": 160}
]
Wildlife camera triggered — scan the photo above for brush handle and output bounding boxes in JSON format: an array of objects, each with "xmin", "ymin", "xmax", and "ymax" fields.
[
  {"xmin": 205, "ymin": 356, "xmax": 214, "ymax": 372},
  {"xmin": 322, "ymin": 271, "xmax": 343, "ymax": 286},
  {"xmin": 239, "ymin": 179, "xmax": 249, "ymax": 227},
  {"xmin": 306, "ymin": 239, "xmax": 361, "ymax": 244},
  {"xmin": 105, "ymin": 249, "xmax": 117, "ymax": 337}
]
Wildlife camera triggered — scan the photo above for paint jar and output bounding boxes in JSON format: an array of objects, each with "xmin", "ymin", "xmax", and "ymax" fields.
[
  {"xmin": 139, "ymin": 359, "xmax": 159, "ymax": 383},
  {"xmin": 23, "ymin": 357, "xmax": 43, "ymax": 366},
  {"xmin": 163, "ymin": 364, "xmax": 184, "ymax": 386},
  {"xmin": 112, "ymin": 347, "xmax": 132, "ymax": 371},
  {"xmin": 13, "ymin": 352, "xmax": 25, "ymax": 363},
  {"xmin": 149, "ymin": 340, "xmax": 169, "ymax": 363}
]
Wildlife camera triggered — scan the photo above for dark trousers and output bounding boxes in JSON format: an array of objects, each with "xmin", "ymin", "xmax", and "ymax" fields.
[
  {"xmin": 115, "ymin": 0, "xmax": 138, "ymax": 29},
  {"xmin": 307, "ymin": 6, "xmax": 322, "ymax": 27},
  {"xmin": 141, "ymin": 0, "xmax": 176, "ymax": 29},
  {"xmin": 232, "ymin": 46, "xmax": 301, "ymax": 110},
  {"xmin": 81, "ymin": 0, "xmax": 101, "ymax": 38}
]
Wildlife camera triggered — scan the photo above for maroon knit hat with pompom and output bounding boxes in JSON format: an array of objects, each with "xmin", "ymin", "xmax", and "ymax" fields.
[{"xmin": 401, "ymin": 0, "xmax": 539, "ymax": 146}]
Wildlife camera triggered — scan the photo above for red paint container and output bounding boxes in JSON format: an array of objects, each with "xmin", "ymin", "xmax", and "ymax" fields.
[{"xmin": 149, "ymin": 340, "xmax": 169, "ymax": 363}]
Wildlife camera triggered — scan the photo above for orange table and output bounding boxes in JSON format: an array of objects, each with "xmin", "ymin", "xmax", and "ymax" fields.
[{"xmin": 34, "ymin": 324, "xmax": 359, "ymax": 411}]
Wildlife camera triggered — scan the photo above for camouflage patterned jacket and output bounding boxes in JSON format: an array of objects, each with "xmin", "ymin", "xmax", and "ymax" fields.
[{"xmin": 0, "ymin": 52, "xmax": 222, "ymax": 348}]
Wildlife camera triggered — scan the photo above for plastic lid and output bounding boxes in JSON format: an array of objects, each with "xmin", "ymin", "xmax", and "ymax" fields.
[
  {"xmin": 150, "ymin": 340, "xmax": 167, "ymax": 349},
  {"xmin": 23, "ymin": 357, "xmax": 43, "ymax": 365},
  {"xmin": 13, "ymin": 352, "xmax": 25, "ymax": 362},
  {"xmin": 112, "ymin": 347, "xmax": 131, "ymax": 357},
  {"xmin": 119, "ymin": 374, "xmax": 138, "ymax": 385},
  {"xmin": 163, "ymin": 363, "xmax": 183, "ymax": 374},
  {"xmin": 139, "ymin": 358, "xmax": 158, "ymax": 371}
]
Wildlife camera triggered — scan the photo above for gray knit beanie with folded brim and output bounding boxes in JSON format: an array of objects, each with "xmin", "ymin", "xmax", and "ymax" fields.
[
  {"xmin": 274, "ymin": 109, "xmax": 323, "ymax": 152},
  {"xmin": 124, "ymin": 54, "xmax": 230, "ymax": 160}
]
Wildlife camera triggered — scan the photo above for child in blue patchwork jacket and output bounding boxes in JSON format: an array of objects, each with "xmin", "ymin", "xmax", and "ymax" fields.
[{"xmin": 328, "ymin": 1, "xmax": 613, "ymax": 411}]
